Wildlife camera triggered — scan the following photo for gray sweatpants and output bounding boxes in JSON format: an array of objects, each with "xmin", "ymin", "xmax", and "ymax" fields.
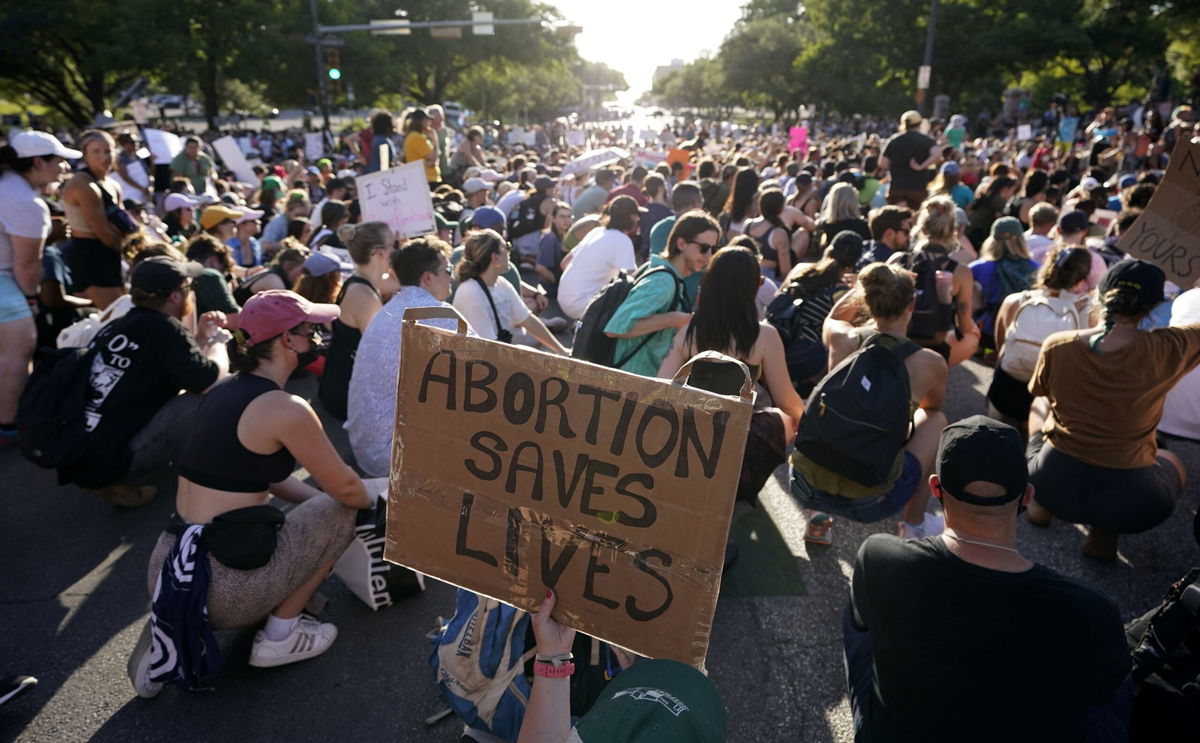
[{"xmin": 147, "ymin": 495, "xmax": 357, "ymax": 629}]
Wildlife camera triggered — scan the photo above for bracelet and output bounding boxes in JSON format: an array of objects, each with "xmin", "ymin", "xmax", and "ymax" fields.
[
  {"xmin": 534, "ymin": 661, "xmax": 575, "ymax": 678},
  {"xmin": 534, "ymin": 652, "xmax": 574, "ymax": 666}
]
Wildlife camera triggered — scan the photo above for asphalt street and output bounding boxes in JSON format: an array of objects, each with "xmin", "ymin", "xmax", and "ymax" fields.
[{"xmin": 2, "ymin": 356, "xmax": 1198, "ymax": 743}]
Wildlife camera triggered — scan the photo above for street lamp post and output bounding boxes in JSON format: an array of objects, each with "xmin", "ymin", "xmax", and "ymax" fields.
[
  {"xmin": 309, "ymin": 0, "xmax": 331, "ymax": 133},
  {"xmin": 916, "ymin": 0, "xmax": 938, "ymax": 115}
]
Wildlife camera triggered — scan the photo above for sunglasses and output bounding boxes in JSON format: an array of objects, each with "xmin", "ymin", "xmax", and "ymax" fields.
[{"xmin": 689, "ymin": 239, "xmax": 717, "ymax": 254}]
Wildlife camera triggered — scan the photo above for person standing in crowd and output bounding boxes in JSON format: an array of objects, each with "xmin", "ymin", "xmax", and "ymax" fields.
[
  {"xmin": 59, "ymin": 256, "xmax": 229, "ymax": 506},
  {"xmin": 427, "ymin": 104, "xmax": 451, "ymax": 181},
  {"xmin": 881, "ymin": 110, "xmax": 938, "ymax": 210},
  {"xmin": 794, "ymin": 262, "xmax": 949, "ymax": 545},
  {"xmin": 366, "ymin": 112, "xmax": 397, "ymax": 175},
  {"xmin": 403, "ymin": 109, "xmax": 440, "ymax": 187},
  {"xmin": 129, "ymin": 290, "xmax": 373, "ymax": 697},
  {"xmin": 61, "ymin": 130, "xmax": 128, "ymax": 310},
  {"xmin": 452, "ymin": 229, "xmax": 567, "ymax": 353},
  {"xmin": 0, "ymin": 131, "xmax": 77, "ymax": 447},
  {"xmin": 845, "ymin": 416, "xmax": 1132, "ymax": 742},
  {"xmin": 1026, "ymin": 260, "xmax": 1200, "ymax": 559},
  {"xmin": 987, "ymin": 245, "xmax": 1093, "ymax": 429},
  {"xmin": 347, "ymin": 237, "xmax": 459, "ymax": 478},
  {"xmin": 603, "ymin": 210, "xmax": 717, "ymax": 376},
  {"xmin": 170, "ymin": 136, "xmax": 215, "ymax": 196},
  {"xmin": 319, "ymin": 222, "xmax": 397, "ymax": 421},
  {"xmin": 557, "ymin": 195, "xmax": 642, "ymax": 320}
]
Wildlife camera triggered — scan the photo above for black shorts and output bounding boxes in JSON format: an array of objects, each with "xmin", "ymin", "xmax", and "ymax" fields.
[
  {"xmin": 1026, "ymin": 430, "xmax": 1182, "ymax": 533},
  {"xmin": 987, "ymin": 366, "xmax": 1034, "ymax": 422},
  {"xmin": 64, "ymin": 237, "xmax": 123, "ymax": 290}
]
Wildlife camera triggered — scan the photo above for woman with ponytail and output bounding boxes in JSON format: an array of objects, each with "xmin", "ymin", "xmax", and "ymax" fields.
[
  {"xmin": 318, "ymin": 222, "xmax": 399, "ymax": 419},
  {"xmin": 1026, "ymin": 259, "xmax": 1200, "ymax": 559}
]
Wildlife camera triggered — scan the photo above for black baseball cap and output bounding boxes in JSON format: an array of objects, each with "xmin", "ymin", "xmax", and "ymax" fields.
[
  {"xmin": 827, "ymin": 230, "xmax": 864, "ymax": 267},
  {"xmin": 130, "ymin": 256, "xmax": 204, "ymax": 295},
  {"xmin": 1099, "ymin": 259, "xmax": 1164, "ymax": 308},
  {"xmin": 935, "ymin": 415, "xmax": 1027, "ymax": 506}
]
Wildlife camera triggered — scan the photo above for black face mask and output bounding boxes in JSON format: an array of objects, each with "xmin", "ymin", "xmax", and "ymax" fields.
[{"xmin": 291, "ymin": 329, "xmax": 325, "ymax": 368}]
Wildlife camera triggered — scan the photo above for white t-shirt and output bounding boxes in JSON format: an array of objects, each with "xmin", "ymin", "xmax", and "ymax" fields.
[
  {"xmin": 1025, "ymin": 231, "xmax": 1053, "ymax": 263},
  {"xmin": 1159, "ymin": 289, "xmax": 1200, "ymax": 440},
  {"xmin": 557, "ymin": 228, "xmax": 637, "ymax": 319},
  {"xmin": 453, "ymin": 275, "xmax": 530, "ymax": 341},
  {"xmin": 0, "ymin": 171, "xmax": 50, "ymax": 277}
]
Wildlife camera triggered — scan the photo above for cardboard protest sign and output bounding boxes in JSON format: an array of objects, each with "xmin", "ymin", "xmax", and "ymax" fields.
[
  {"xmin": 561, "ymin": 147, "xmax": 630, "ymax": 177},
  {"xmin": 304, "ymin": 132, "xmax": 325, "ymax": 159},
  {"xmin": 1117, "ymin": 139, "xmax": 1200, "ymax": 291},
  {"xmin": 357, "ymin": 161, "xmax": 436, "ymax": 238},
  {"xmin": 385, "ymin": 309, "xmax": 753, "ymax": 669},
  {"xmin": 212, "ymin": 136, "xmax": 258, "ymax": 185}
]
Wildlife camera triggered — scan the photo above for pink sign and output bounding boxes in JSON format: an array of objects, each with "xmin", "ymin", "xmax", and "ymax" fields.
[{"xmin": 788, "ymin": 126, "xmax": 809, "ymax": 156}]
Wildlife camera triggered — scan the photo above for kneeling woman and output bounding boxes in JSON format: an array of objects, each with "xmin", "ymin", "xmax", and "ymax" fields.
[
  {"xmin": 1027, "ymin": 260, "xmax": 1199, "ymax": 559},
  {"xmin": 130, "ymin": 290, "xmax": 372, "ymax": 696}
]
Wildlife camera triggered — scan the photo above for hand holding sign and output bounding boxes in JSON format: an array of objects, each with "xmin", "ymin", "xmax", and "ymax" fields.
[{"xmin": 385, "ymin": 308, "xmax": 753, "ymax": 669}]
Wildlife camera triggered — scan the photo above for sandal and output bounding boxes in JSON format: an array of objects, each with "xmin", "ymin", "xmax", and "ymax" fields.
[{"xmin": 804, "ymin": 513, "xmax": 833, "ymax": 547}]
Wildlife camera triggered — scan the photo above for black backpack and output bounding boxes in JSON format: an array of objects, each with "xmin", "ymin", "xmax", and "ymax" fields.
[
  {"xmin": 507, "ymin": 194, "xmax": 545, "ymax": 241},
  {"xmin": 15, "ymin": 345, "xmax": 94, "ymax": 470},
  {"xmin": 794, "ymin": 333, "xmax": 919, "ymax": 488},
  {"xmin": 890, "ymin": 249, "xmax": 956, "ymax": 341},
  {"xmin": 765, "ymin": 284, "xmax": 829, "ymax": 385},
  {"xmin": 570, "ymin": 265, "xmax": 683, "ymax": 368}
]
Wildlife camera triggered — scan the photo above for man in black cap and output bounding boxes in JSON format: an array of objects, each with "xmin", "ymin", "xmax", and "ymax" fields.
[
  {"xmin": 60, "ymin": 256, "xmax": 229, "ymax": 506},
  {"xmin": 844, "ymin": 415, "xmax": 1132, "ymax": 742}
]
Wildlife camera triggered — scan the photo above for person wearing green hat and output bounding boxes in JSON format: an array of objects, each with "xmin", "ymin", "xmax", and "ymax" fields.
[
  {"xmin": 517, "ymin": 589, "xmax": 726, "ymax": 743},
  {"xmin": 968, "ymin": 216, "xmax": 1037, "ymax": 353}
]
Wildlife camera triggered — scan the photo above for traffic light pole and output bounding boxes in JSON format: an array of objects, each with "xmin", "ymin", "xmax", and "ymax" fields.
[{"xmin": 309, "ymin": 0, "xmax": 331, "ymax": 134}]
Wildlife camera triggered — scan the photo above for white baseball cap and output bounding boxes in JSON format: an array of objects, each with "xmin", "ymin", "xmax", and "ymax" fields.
[
  {"xmin": 462, "ymin": 177, "xmax": 489, "ymax": 195},
  {"xmin": 11, "ymin": 130, "xmax": 82, "ymax": 160},
  {"xmin": 235, "ymin": 206, "xmax": 265, "ymax": 224},
  {"xmin": 163, "ymin": 192, "xmax": 202, "ymax": 212}
]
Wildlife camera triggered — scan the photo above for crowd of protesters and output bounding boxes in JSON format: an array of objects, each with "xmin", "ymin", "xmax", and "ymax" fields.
[{"xmin": 2, "ymin": 93, "xmax": 1199, "ymax": 741}]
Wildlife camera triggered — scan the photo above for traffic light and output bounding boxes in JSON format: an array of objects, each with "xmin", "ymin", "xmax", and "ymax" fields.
[{"xmin": 324, "ymin": 48, "xmax": 342, "ymax": 82}]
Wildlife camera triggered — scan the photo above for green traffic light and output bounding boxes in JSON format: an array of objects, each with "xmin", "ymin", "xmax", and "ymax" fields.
[{"xmin": 328, "ymin": 68, "xmax": 342, "ymax": 80}]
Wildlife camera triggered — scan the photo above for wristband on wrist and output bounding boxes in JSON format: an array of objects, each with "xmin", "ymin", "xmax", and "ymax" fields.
[
  {"xmin": 534, "ymin": 652, "xmax": 574, "ymax": 666},
  {"xmin": 534, "ymin": 661, "xmax": 575, "ymax": 678}
]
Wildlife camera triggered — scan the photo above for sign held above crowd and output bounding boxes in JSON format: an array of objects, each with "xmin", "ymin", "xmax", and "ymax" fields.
[
  {"xmin": 1117, "ymin": 139, "xmax": 1200, "ymax": 291},
  {"xmin": 384, "ymin": 308, "xmax": 753, "ymax": 669},
  {"xmin": 357, "ymin": 161, "xmax": 436, "ymax": 238}
]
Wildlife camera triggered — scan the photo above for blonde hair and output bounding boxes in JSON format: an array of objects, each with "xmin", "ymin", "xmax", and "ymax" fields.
[
  {"xmin": 914, "ymin": 195, "xmax": 957, "ymax": 245},
  {"xmin": 820, "ymin": 182, "xmax": 861, "ymax": 224},
  {"xmin": 338, "ymin": 221, "xmax": 391, "ymax": 265},
  {"xmin": 980, "ymin": 233, "xmax": 1031, "ymax": 261}
]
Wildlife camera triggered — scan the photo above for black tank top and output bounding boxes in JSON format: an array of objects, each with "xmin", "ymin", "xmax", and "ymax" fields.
[
  {"xmin": 319, "ymin": 275, "xmax": 378, "ymax": 420},
  {"xmin": 180, "ymin": 374, "xmax": 296, "ymax": 492}
]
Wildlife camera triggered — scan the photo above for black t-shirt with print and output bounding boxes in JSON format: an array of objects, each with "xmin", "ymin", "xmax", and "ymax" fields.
[
  {"xmin": 850, "ymin": 534, "xmax": 1130, "ymax": 743},
  {"xmin": 882, "ymin": 130, "xmax": 936, "ymax": 191},
  {"xmin": 61, "ymin": 307, "xmax": 219, "ymax": 487}
]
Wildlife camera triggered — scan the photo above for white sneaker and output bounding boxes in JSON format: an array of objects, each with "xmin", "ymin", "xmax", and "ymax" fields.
[
  {"xmin": 249, "ymin": 616, "xmax": 338, "ymax": 668},
  {"xmin": 899, "ymin": 512, "xmax": 945, "ymax": 539}
]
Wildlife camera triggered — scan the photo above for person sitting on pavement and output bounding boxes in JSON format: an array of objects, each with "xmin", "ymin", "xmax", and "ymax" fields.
[
  {"xmin": 856, "ymin": 205, "xmax": 913, "ymax": 269},
  {"xmin": 516, "ymin": 589, "xmax": 726, "ymax": 743},
  {"xmin": 59, "ymin": 256, "xmax": 229, "ymax": 506},
  {"xmin": 986, "ymin": 245, "xmax": 1094, "ymax": 429},
  {"xmin": 534, "ymin": 201, "xmax": 572, "ymax": 300},
  {"xmin": 1026, "ymin": 259, "xmax": 1198, "ymax": 559},
  {"xmin": 969, "ymin": 216, "xmax": 1039, "ymax": 354},
  {"xmin": 347, "ymin": 236, "xmax": 461, "ymax": 478},
  {"xmin": 232, "ymin": 240, "xmax": 308, "ymax": 305},
  {"xmin": 318, "ymin": 221, "xmax": 398, "ymax": 420},
  {"xmin": 557, "ymin": 196, "xmax": 643, "ymax": 320},
  {"xmin": 844, "ymin": 416, "xmax": 1132, "ymax": 742},
  {"xmin": 452, "ymin": 229, "xmax": 567, "ymax": 354},
  {"xmin": 602, "ymin": 210, "xmax": 716, "ymax": 376},
  {"xmin": 887, "ymin": 195, "xmax": 981, "ymax": 366},
  {"xmin": 793, "ymin": 262, "xmax": 949, "ymax": 545},
  {"xmin": 129, "ymin": 290, "xmax": 373, "ymax": 698}
]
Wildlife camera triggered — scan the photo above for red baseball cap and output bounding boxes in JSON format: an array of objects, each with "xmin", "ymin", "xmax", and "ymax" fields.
[{"xmin": 240, "ymin": 290, "xmax": 339, "ymax": 346}]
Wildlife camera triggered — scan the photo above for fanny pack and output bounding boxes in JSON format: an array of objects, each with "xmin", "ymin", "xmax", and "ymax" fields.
[{"xmin": 168, "ymin": 506, "xmax": 285, "ymax": 570}]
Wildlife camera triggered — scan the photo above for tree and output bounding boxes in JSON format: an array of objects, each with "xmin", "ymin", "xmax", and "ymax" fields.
[
  {"xmin": 0, "ymin": 0, "xmax": 167, "ymax": 126},
  {"xmin": 720, "ymin": 16, "xmax": 811, "ymax": 120}
]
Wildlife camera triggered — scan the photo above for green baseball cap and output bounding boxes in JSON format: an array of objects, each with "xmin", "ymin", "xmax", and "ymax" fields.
[
  {"xmin": 261, "ymin": 175, "xmax": 284, "ymax": 195},
  {"xmin": 573, "ymin": 659, "xmax": 726, "ymax": 743}
]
